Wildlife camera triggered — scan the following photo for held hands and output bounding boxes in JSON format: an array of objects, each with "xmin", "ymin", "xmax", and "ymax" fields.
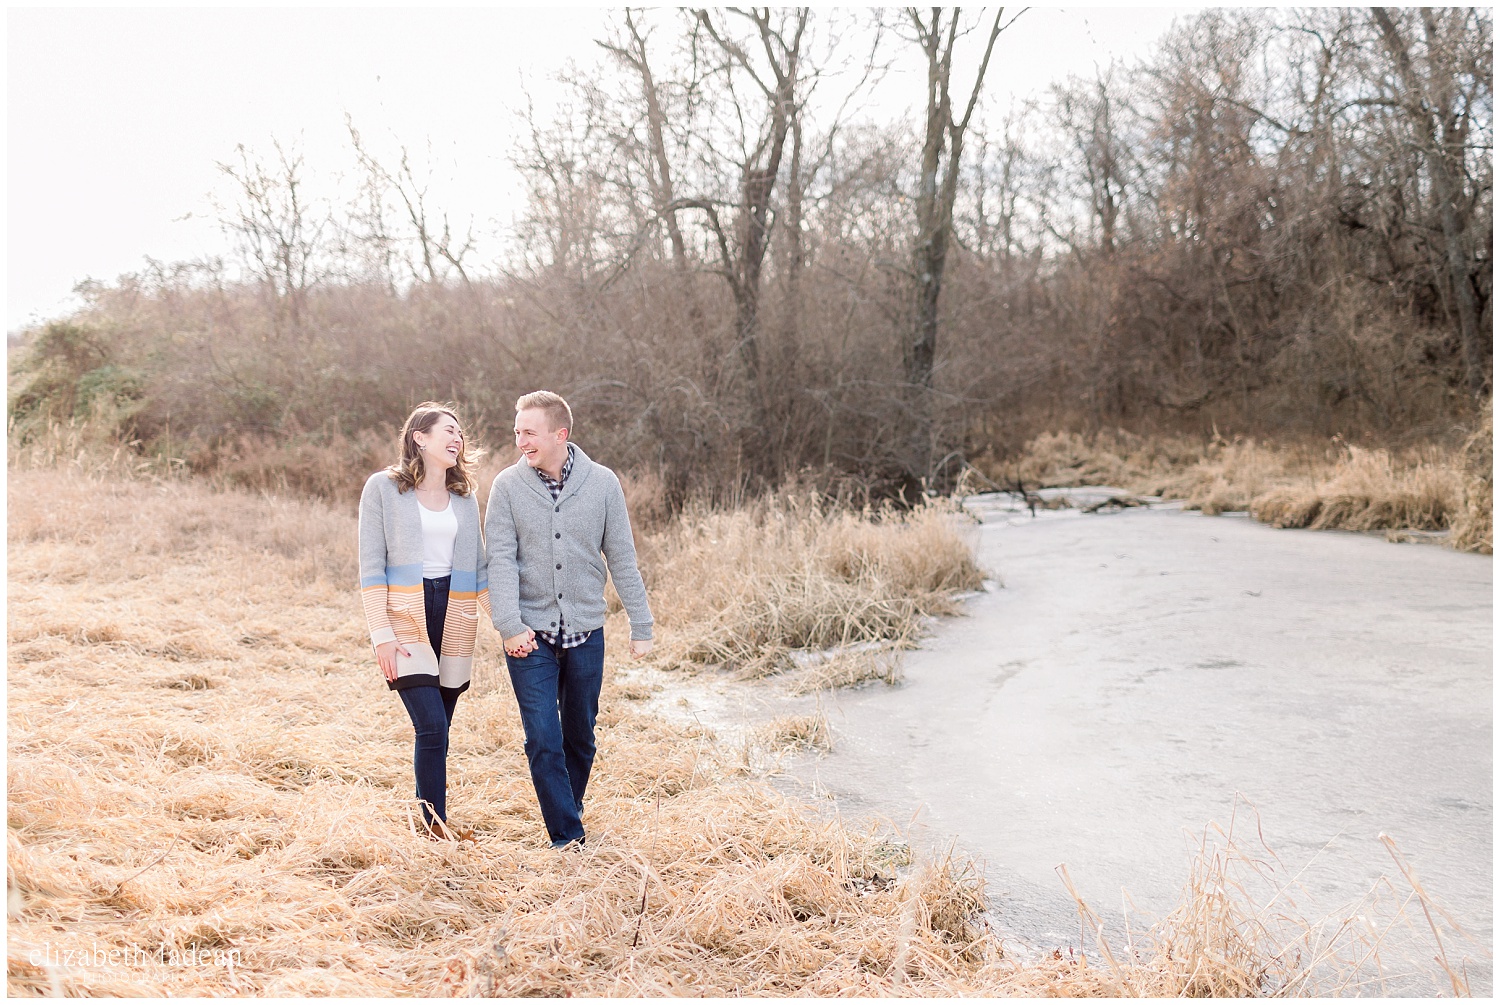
[
  {"xmin": 498, "ymin": 630, "xmax": 648, "ymax": 659},
  {"xmin": 375, "ymin": 640, "xmax": 410, "ymax": 682},
  {"xmin": 504, "ymin": 629, "xmax": 538, "ymax": 659}
]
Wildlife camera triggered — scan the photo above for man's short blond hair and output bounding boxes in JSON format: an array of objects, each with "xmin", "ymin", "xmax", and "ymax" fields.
[{"xmin": 515, "ymin": 390, "xmax": 573, "ymax": 436}]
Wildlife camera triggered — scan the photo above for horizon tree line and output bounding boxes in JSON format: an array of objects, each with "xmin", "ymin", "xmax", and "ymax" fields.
[{"xmin": 12, "ymin": 7, "xmax": 1492, "ymax": 503}]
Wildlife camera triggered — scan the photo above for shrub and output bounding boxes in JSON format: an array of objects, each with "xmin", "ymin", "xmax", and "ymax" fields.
[{"xmin": 10, "ymin": 322, "xmax": 107, "ymax": 421}]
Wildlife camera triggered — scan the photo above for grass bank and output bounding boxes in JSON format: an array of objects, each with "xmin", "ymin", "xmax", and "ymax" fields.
[
  {"xmin": 7, "ymin": 453, "xmax": 1467, "ymax": 995},
  {"xmin": 980, "ymin": 414, "xmax": 1492, "ymax": 554}
]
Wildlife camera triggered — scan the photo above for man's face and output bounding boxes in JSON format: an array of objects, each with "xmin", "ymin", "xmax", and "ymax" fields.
[{"xmin": 515, "ymin": 407, "xmax": 569, "ymax": 470}]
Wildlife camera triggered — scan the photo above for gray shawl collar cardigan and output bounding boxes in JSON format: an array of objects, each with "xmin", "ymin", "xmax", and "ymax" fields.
[{"xmin": 484, "ymin": 442, "xmax": 654, "ymax": 642}]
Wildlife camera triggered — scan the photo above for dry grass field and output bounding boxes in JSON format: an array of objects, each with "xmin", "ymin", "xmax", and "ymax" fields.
[
  {"xmin": 6, "ymin": 456, "xmax": 1468, "ymax": 996},
  {"xmin": 4, "ymin": 465, "xmax": 988, "ymax": 996}
]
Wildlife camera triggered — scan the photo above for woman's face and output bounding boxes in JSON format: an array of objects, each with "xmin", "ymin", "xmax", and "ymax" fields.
[{"xmin": 414, "ymin": 412, "xmax": 464, "ymax": 473}]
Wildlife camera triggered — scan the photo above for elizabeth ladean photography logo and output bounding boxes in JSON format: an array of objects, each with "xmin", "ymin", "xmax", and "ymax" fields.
[{"xmin": 28, "ymin": 941, "xmax": 242, "ymax": 969}]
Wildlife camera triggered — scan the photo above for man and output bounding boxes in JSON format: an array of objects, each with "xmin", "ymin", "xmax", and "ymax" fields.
[{"xmin": 485, "ymin": 390, "xmax": 654, "ymax": 849}]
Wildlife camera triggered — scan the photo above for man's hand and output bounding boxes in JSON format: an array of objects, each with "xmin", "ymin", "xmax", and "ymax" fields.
[
  {"xmin": 630, "ymin": 638, "xmax": 654, "ymax": 660},
  {"xmin": 504, "ymin": 629, "xmax": 538, "ymax": 659},
  {"xmin": 375, "ymin": 640, "xmax": 410, "ymax": 682}
]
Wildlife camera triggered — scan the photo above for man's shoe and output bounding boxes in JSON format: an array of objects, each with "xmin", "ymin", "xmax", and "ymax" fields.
[{"xmin": 551, "ymin": 836, "xmax": 586, "ymax": 852}]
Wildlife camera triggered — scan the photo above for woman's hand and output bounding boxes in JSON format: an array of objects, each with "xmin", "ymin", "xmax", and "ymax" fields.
[
  {"xmin": 504, "ymin": 630, "xmax": 537, "ymax": 659},
  {"xmin": 375, "ymin": 640, "xmax": 410, "ymax": 682}
]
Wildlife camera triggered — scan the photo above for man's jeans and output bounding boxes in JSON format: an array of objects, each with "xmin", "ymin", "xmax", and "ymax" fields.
[{"xmin": 506, "ymin": 630, "xmax": 604, "ymax": 847}]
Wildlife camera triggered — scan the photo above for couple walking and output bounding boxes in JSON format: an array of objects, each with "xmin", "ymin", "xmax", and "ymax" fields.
[{"xmin": 357, "ymin": 392, "xmax": 653, "ymax": 848}]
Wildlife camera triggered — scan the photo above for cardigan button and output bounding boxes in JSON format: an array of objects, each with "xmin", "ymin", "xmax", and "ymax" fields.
[
  {"xmin": 555, "ymin": 532, "xmax": 561, "ymax": 539},
  {"xmin": 556, "ymin": 563, "xmax": 561, "ymax": 570},
  {"xmin": 557, "ymin": 593, "xmax": 563, "ymax": 599},
  {"xmin": 550, "ymin": 621, "xmax": 556, "ymax": 627},
  {"xmin": 554, "ymin": 506, "xmax": 560, "ymax": 513}
]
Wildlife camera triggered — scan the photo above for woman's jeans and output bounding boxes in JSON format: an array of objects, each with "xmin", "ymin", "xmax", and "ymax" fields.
[
  {"xmin": 505, "ymin": 631, "xmax": 605, "ymax": 847},
  {"xmin": 398, "ymin": 576, "xmax": 459, "ymax": 826}
]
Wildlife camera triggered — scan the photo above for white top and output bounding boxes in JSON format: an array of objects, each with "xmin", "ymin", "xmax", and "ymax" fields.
[{"xmin": 418, "ymin": 495, "xmax": 458, "ymax": 578}]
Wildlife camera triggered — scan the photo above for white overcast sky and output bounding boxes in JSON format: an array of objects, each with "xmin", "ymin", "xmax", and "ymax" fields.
[{"xmin": 7, "ymin": 6, "xmax": 1197, "ymax": 332}]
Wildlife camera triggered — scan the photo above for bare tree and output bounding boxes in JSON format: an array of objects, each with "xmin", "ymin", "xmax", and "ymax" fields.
[
  {"xmin": 1053, "ymin": 66, "xmax": 1132, "ymax": 257},
  {"xmin": 900, "ymin": 7, "xmax": 1018, "ymax": 486},
  {"xmin": 215, "ymin": 140, "xmax": 327, "ymax": 334},
  {"xmin": 348, "ymin": 120, "xmax": 478, "ymax": 288},
  {"xmin": 687, "ymin": 7, "xmax": 809, "ymax": 387},
  {"xmin": 598, "ymin": 10, "xmax": 694, "ymax": 275},
  {"xmin": 511, "ymin": 82, "xmax": 625, "ymax": 281},
  {"xmin": 1371, "ymin": 7, "xmax": 1491, "ymax": 395}
]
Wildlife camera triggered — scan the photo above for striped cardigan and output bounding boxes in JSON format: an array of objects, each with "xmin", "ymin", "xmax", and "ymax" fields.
[{"xmin": 358, "ymin": 471, "xmax": 491, "ymax": 693}]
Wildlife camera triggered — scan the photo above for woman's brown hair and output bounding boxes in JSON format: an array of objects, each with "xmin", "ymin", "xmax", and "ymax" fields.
[{"xmin": 387, "ymin": 401, "xmax": 481, "ymax": 496}]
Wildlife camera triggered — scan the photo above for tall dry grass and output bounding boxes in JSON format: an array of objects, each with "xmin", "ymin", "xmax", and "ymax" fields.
[
  {"xmin": 4, "ymin": 464, "xmax": 995, "ymax": 996},
  {"xmin": 1058, "ymin": 808, "xmax": 1476, "ymax": 997},
  {"xmin": 1250, "ymin": 445, "xmax": 1465, "ymax": 532},
  {"xmin": 1005, "ymin": 429, "xmax": 1213, "ymax": 491},
  {"xmin": 639, "ymin": 491, "xmax": 984, "ymax": 677},
  {"xmin": 6, "ymin": 416, "xmax": 181, "ymax": 482},
  {"xmin": 1450, "ymin": 407, "xmax": 1493, "ymax": 554},
  {"xmin": 7, "ymin": 454, "xmax": 1471, "ymax": 995},
  {"xmin": 997, "ymin": 427, "xmax": 1491, "ymax": 552},
  {"xmin": 1000, "ymin": 428, "xmax": 1329, "ymax": 515}
]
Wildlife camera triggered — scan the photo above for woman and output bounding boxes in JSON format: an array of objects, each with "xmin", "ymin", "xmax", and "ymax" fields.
[{"xmin": 358, "ymin": 402, "xmax": 490, "ymax": 840}]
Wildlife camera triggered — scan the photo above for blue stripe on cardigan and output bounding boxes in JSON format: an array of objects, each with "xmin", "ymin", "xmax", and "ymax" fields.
[
  {"xmin": 448, "ymin": 569, "xmax": 485, "ymax": 593},
  {"xmin": 361, "ymin": 562, "xmax": 425, "ymax": 589},
  {"xmin": 362, "ymin": 566, "xmax": 486, "ymax": 592}
]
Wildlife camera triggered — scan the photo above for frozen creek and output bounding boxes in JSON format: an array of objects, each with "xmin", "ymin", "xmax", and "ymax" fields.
[{"xmin": 618, "ymin": 490, "xmax": 1492, "ymax": 991}]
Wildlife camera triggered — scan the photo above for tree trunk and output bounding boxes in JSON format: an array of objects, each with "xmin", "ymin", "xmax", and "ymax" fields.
[
  {"xmin": 906, "ymin": 14, "xmax": 952, "ymax": 394},
  {"xmin": 1373, "ymin": 7, "xmax": 1488, "ymax": 395},
  {"xmin": 626, "ymin": 12, "xmax": 691, "ymax": 273},
  {"xmin": 735, "ymin": 97, "xmax": 793, "ymax": 384},
  {"xmin": 782, "ymin": 114, "xmax": 805, "ymax": 352},
  {"xmin": 903, "ymin": 8, "xmax": 1009, "ymax": 490}
]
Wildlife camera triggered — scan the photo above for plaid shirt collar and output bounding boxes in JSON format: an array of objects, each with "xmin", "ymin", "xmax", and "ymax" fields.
[
  {"xmin": 534, "ymin": 443, "xmax": 590, "ymax": 647},
  {"xmin": 534, "ymin": 443, "xmax": 575, "ymax": 501}
]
